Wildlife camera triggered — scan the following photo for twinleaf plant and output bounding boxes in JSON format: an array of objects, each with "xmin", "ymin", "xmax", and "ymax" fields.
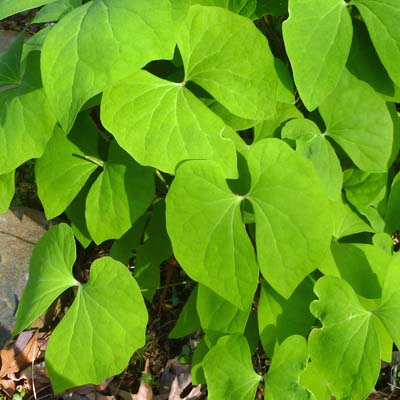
[{"xmin": 1, "ymin": 0, "xmax": 400, "ymax": 398}]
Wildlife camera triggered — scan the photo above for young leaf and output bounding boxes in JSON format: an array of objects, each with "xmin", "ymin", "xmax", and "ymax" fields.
[
  {"xmin": 203, "ymin": 335, "xmax": 261, "ymax": 400},
  {"xmin": 258, "ymin": 279, "xmax": 315, "ymax": 357},
  {"xmin": 197, "ymin": 285, "xmax": 251, "ymax": 347},
  {"xmin": 166, "ymin": 160, "xmax": 258, "ymax": 309},
  {"xmin": 13, "ymin": 224, "xmax": 78, "ymax": 334},
  {"xmin": 0, "ymin": 51, "xmax": 56, "ymax": 175},
  {"xmin": 41, "ymin": 0, "xmax": 188, "ymax": 131},
  {"xmin": 0, "ymin": 0, "xmax": 57, "ymax": 20},
  {"xmin": 353, "ymin": 0, "xmax": 400, "ymax": 87},
  {"xmin": 179, "ymin": 5, "xmax": 280, "ymax": 120},
  {"xmin": 309, "ymin": 276, "xmax": 381, "ymax": 400},
  {"xmin": 0, "ymin": 30, "xmax": 24, "ymax": 86},
  {"xmin": 0, "ymin": 171, "xmax": 14, "ymax": 214},
  {"xmin": 247, "ymin": 139, "xmax": 332, "ymax": 298},
  {"xmin": 45, "ymin": 256, "xmax": 148, "ymax": 392},
  {"xmin": 85, "ymin": 141, "xmax": 154, "ymax": 244},
  {"xmin": 300, "ymin": 362, "xmax": 331, "ymax": 400},
  {"xmin": 101, "ymin": 70, "xmax": 237, "ymax": 177},
  {"xmin": 283, "ymin": 0, "xmax": 352, "ymax": 110},
  {"xmin": 320, "ymin": 69, "xmax": 393, "ymax": 172},
  {"xmin": 190, "ymin": 0, "xmax": 257, "ymax": 18},
  {"xmin": 264, "ymin": 335, "xmax": 313, "ymax": 400}
]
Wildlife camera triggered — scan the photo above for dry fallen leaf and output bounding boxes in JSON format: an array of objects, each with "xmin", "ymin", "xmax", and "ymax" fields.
[
  {"xmin": 0, "ymin": 378, "xmax": 15, "ymax": 397},
  {"xmin": 131, "ymin": 380, "xmax": 154, "ymax": 400}
]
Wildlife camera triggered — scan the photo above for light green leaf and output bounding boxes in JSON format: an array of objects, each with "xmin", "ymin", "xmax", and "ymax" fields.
[
  {"xmin": 247, "ymin": 139, "xmax": 332, "ymax": 298},
  {"xmin": 309, "ymin": 276, "xmax": 380, "ymax": 400},
  {"xmin": 45, "ymin": 256, "xmax": 148, "ymax": 392},
  {"xmin": 36, "ymin": 118, "xmax": 100, "ymax": 219},
  {"xmin": 166, "ymin": 160, "xmax": 258, "ymax": 309},
  {"xmin": 0, "ymin": 30, "xmax": 24, "ymax": 86},
  {"xmin": 321, "ymin": 69, "xmax": 393, "ymax": 172},
  {"xmin": 258, "ymin": 279, "xmax": 315, "ymax": 357},
  {"xmin": 197, "ymin": 285, "xmax": 251, "ymax": 347},
  {"xmin": 179, "ymin": 5, "xmax": 280, "ymax": 120},
  {"xmin": 347, "ymin": 19, "xmax": 398, "ymax": 101},
  {"xmin": 300, "ymin": 362, "xmax": 331, "ymax": 400},
  {"xmin": 192, "ymin": 338, "xmax": 208, "ymax": 384},
  {"xmin": 190, "ymin": 0, "xmax": 257, "ymax": 17},
  {"xmin": 331, "ymin": 195, "xmax": 373, "ymax": 239},
  {"xmin": 169, "ymin": 286, "xmax": 201, "ymax": 339},
  {"xmin": 0, "ymin": 51, "xmax": 57, "ymax": 174},
  {"xmin": 32, "ymin": 0, "xmax": 82, "ymax": 23},
  {"xmin": 353, "ymin": 0, "xmax": 400, "ymax": 87},
  {"xmin": 86, "ymin": 141, "xmax": 154, "ymax": 244},
  {"xmin": 101, "ymin": 70, "xmax": 237, "ymax": 177},
  {"xmin": 203, "ymin": 335, "xmax": 261, "ymax": 400},
  {"xmin": 373, "ymin": 232, "xmax": 393, "ymax": 255},
  {"xmin": 0, "ymin": 0, "xmax": 57, "ymax": 20},
  {"xmin": 0, "ymin": 170, "xmax": 14, "ymax": 213},
  {"xmin": 343, "ymin": 169, "xmax": 387, "ymax": 231},
  {"xmin": 13, "ymin": 224, "xmax": 78, "ymax": 334},
  {"xmin": 254, "ymin": 103, "xmax": 302, "ymax": 142},
  {"xmin": 377, "ymin": 255, "xmax": 400, "ymax": 347},
  {"xmin": 330, "ymin": 242, "xmax": 390, "ymax": 298},
  {"xmin": 282, "ymin": 118, "xmax": 342, "ymax": 200},
  {"xmin": 283, "ymin": 0, "xmax": 352, "ymax": 110},
  {"xmin": 264, "ymin": 335, "xmax": 314, "ymax": 400},
  {"xmin": 41, "ymin": 0, "xmax": 188, "ymax": 132},
  {"xmin": 135, "ymin": 199, "xmax": 172, "ymax": 300}
]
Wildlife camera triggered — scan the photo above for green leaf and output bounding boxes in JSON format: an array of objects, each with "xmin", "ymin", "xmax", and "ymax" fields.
[
  {"xmin": 32, "ymin": 0, "xmax": 82, "ymax": 23},
  {"xmin": 264, "ymin": 335, "xmax": 313, "ymax": 400},
  {"xmin": 179, "ymin": 5, "xmax": 280, "ymax": 120},
  {"xmin": 283, "ymin": 0, "xmax": 352, "ymax": 110},
  {"xmin": 331, "ymin": 195, "xmax": 373, "ymax": 239},
  {"xmin": 385, "ymin": 171, "xmax": 400, "ymax": 233},
  {"xmin": 86, "ymin": 140, "xmax": 155, "ymax": 244},
  {"xmin": 203, "ymin": 335, "xmax": 261, "ymax": 400},
  {"xmin": 330, "ymin": 242, "xmax": 390, "ymax": 298},
  {"xmin": 300, "ymin": 362, "xmax": 331, "ymax": 400},
  {"xmin": 190, "ymin": 0, "xmax": 257, "ymax": 17},
  {"xmin": 254, "ymin": 0, "xmax": 288, "ymax": 17},
  {"xmin": 309, "ymin": 276, "xmax": 381, "ymax": 400},
  {"xmin": 41, "ymin": 0, "xmax": 188, "ymax": 132},
  {"xmin": 101, "ymin": 70, "xmax": 237, "ymax": 177},
  {"xmin": 377, "ymin": 255, "xmax": 400, "ymax": 347},
  {"xmin": 191, "ymin": 338, "xmax": 208, "ymax": 385},
  {"xmin": 0, "ymin": 51, "xmax": 56, "ymax": 174},
  {"xmin": 353, "ymin": 0, "xmax": 400, "ymax": 87},
  {"xmin": 0, "ymin": 30, "xmax": 24, "ymax": 86},
  {"xmin": 282, "ymin": 118, "xmax": 342, "ymax": 200},
  {"xmin": 169, "ymin": 285, "xmax": 201, "ymax": 339},
  {"xmin": 197, "ymin": 285, "xmax": 251, "ymax": 347},
  {"xmin": 36, "ymin": 119, "xmax": 100, "ymax": 219},
  {"xmin": 247, "ymin": 139, "xmax": 332, "ymax": 298},
  {"xmin": 135, "ymin": 200, "xmax": 172, "ymax": 300},
  {"xmin": 13, "ymin": 224, "xmax": 78, "ymax": 334},
  {"xmin": 45, "ymin": 256, "xmax": 148, "ymax": 392},
  {"xmin": 347, "ymin": 19, "xmax": 398, "ymax": 101},
  {"xmin": 166, "ymin": 160, "xmax": 258, "ymax": 309},
  {"xmin": 320, "ymin": 69, "xmax": 393, "ymax": 172},
  {"xmin": 0, "ymin": 170, "xmax": 14, "ymax": 213},
  {"xmin": 0, "ymin": 0, "xmax": 57, "ymax": 20},
  {"xmin": 258, "ymin": 279, "xmax": 315, "ymax": 357},
  {"xmin": 110, "ymin": 214, "xmax": 148, "ymax": 265},
  {"xmin": 343, "ymin": 169, "xmax": 387, "ymax": 231},
  {"xmin": 254, "ymin": 103, "xmax": 302, "ymax": 142}
]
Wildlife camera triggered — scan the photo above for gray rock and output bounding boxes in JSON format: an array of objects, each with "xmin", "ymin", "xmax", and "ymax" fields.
[{"xmin": 0, "ymin": 208, "xmax": 47, "ymax": 346}]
